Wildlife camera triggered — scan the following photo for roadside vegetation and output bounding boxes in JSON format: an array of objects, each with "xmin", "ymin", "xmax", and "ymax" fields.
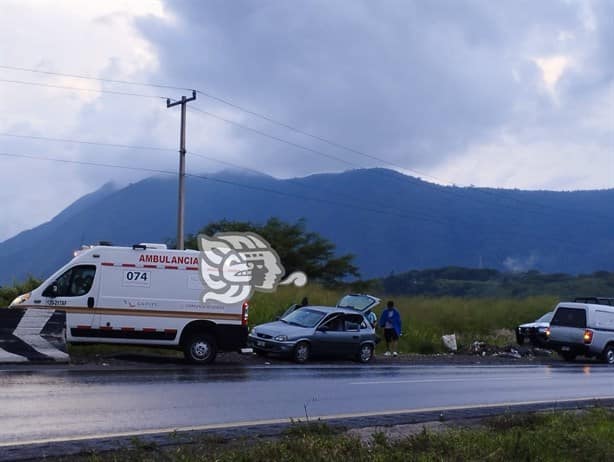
[{"xmin": 59, "ymin": 408, "xmax": 614, "ymax": 461}]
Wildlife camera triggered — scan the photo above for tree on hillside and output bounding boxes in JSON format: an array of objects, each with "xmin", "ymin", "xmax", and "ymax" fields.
[{"xmin": 185, "ymin": 218, "xmax": 359, "ymax": 285}]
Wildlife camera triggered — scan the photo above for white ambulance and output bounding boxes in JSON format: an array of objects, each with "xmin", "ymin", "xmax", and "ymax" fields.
[{"xmin": 9, "ymin": 243, "xmax": 249, "ymax": 364}]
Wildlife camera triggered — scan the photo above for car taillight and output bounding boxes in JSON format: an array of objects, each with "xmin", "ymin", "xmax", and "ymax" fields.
[
  {"xmin": 242, "ymin": 301, "xmax": 249, "ymax": 326},
  {"xmin": 583, "ymin": 329, "xmax": 593, "ymax": 344}
]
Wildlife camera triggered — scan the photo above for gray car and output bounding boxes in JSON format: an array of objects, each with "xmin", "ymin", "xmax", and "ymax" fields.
[{"xmin": 248, "ymin": 295, "xmax": 379, "ymax": 363}]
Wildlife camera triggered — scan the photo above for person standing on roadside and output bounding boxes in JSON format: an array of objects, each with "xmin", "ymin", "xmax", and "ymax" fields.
[{"xmin": 379, "ymin": 300, "xmax": 402, "ymax": 356}]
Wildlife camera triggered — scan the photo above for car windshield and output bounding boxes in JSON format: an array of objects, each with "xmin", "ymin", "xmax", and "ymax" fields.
[
  {"xmin": 536, "ymin": 312, "xmax": 553, "ymax": 323},
  {"xmin": 281, "ymin": 308, "xmax": 326, "ymax": 328},
  {"xmin": 337, "ymin": 294, "xmax": 376, "ymax": 312}
]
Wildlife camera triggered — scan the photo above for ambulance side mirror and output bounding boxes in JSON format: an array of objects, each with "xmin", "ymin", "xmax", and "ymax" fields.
[{"xmin": 43, "ymin": 283, "xmax": 58, "ymax": 298}]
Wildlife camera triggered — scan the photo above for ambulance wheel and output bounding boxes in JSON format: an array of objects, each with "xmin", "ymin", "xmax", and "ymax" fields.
[{"xmin": 184, "ymin": 333, "xmax": 217, "ymax": 364}]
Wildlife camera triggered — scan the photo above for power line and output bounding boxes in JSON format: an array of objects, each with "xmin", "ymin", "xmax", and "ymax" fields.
[
  {"xmin": 0, "ymin": 78, "xmax": 169, "ymax": 100},
  {"xmin": 0, "ymin": 132, "xmax": 175, "ymax": 152},
  {"xmin": 0, "ymin": 66, "xmax": 607, "ymax": 221},
  {"xmin": 0, "ymin": 65, "xmax": 432, "ymax": 180},
  {"xmin": 188, "ymin": 106, "xmax": 362, "ymax": 168},
  {"xmin": 0, "ymin": 64, "xmax": 194, "ymax": 92},
  {"xmin": 0, "ymin": 65, "xmax": 491, "ymax": 187}
]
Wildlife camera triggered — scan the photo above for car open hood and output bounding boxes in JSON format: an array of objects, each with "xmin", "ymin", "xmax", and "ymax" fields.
[
  {"xmin": 254, "ymin": 320, "xmax": 312, "ymax": 337},
  {"xmin": 336, "ymin": 294, "xmax": 380, "ymax": 313}
]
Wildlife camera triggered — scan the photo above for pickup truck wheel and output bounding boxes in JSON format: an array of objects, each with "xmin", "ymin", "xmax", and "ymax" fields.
[
  {"xmin": 293, "ymin": 341, "xmax": 310, "ymax": 363},
  {"xmin": 357, "ymin": 344, "xmax": 374, "ymax": 363},
  {"xmin": 184, "ymin": 333, "xmax": 217, "ymax": 364},
  {"xmin": 602, "ymin": 346, "xmax": 614, "ymax": 365},
  {"xmin": 560, "ymin": 351, "xmax": 576, "ymax": 362}
]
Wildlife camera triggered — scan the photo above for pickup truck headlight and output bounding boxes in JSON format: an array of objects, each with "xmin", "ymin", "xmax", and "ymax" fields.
[{"xmin": 274, "ymin": 335, "xmax": 288, "ymax": 342}]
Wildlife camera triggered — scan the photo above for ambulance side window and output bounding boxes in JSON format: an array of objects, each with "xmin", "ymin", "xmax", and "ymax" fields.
[{"xmin": 43, "ymin": 265, "xmax": 96, "ymax": 297}]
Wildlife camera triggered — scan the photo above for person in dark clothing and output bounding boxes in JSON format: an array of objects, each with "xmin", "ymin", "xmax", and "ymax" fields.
[{"xmin": 379, "ymin": 300, "xmax": 402, "ymax": 356}]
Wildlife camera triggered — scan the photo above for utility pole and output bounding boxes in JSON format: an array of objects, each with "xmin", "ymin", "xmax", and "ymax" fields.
[{"xmin": 167, "ymin": 90, "xmax": 196, "ymax": 250}]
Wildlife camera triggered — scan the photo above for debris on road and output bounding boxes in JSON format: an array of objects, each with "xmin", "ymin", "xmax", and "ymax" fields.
[{"xmin": 467, "ymin": 340, "xmax": 554, "ymax": 359}]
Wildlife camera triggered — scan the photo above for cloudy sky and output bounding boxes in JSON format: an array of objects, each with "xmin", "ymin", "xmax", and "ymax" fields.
[{"xmin": 0, "ymin": 0, "xmax": 612, "ymax": 241}]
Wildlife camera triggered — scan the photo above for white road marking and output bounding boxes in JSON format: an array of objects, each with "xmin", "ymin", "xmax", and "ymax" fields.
[
  {"xmin": 349, "ymin": 376, "xmax": 554, "ymax": 385},
  {"xmin": 1, "ymin": 395, "xmax": 612, "ymax": 449}
]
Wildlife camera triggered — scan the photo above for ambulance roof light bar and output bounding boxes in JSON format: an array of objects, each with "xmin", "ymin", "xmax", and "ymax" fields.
[{"xmin": 133, "ymin": 243, "xmax": 168, "ymax": 250}]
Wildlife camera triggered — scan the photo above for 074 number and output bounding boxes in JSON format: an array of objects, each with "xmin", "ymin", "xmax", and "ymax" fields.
[{"xmin": 125, "ymin": 271, "xmax": 148, "ymax": 281}]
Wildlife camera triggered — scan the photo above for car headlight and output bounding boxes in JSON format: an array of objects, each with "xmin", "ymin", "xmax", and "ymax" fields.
[
  {"xmin": 538, "ymin": 327, "xmax": 547, "ymax": 332},
  {"xmin": 250, "ymin": 327, "xmax": 257, "ymax": 335},
  {"xmin": 9, "ymin": 292, "xmax": 30, "ymax": 307},
  {"xmin": 274, "ymin": 335, "xmax": 288, "ymax": 342}
]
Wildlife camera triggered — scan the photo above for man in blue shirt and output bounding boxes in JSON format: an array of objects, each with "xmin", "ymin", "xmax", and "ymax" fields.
[{"xmin": 379, "ymin": 300, "xmax": 402, "ymax": 356}]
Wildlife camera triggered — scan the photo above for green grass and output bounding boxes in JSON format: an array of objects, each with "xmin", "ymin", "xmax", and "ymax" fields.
[
  {"xmin": 60, "ymin": 408, "xmax": 614, "ymax": 461},
  {"xmin": 250, "ymin": 285, "xmax": 558, "ymax": 353}
]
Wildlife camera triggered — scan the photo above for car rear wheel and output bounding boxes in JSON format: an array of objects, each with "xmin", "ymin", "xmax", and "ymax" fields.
[
  {"xmin": 601, "ymin": 346, "xmax": 614, "ymax": 365},
  {"xmin": 357, "ymin": 344, "xmax": 374, "ymax": 363},
  {"xmin": 560, "ymin": 351, "xmax": 576, "ymax": 362},
  {"xmin": 183, "ymin": 333, "xmax": 217, "ymax": 364},
  {"xmin": 293, "ymin": 341, "xmax": 310, "ymax": 363}
]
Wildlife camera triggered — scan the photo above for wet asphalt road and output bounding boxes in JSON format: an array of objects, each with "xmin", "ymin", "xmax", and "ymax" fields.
[{"xmin": 1, "ymin": 362, "xmax": 614, "ymax": 446}]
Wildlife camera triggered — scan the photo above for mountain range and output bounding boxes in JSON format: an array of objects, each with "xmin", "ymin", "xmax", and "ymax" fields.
[{"xmin": 1, "ymin": 168, "xmax": 613, "ymax": 285}]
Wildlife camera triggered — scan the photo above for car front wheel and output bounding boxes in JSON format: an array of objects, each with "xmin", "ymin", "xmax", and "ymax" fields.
[
  {"xmin": 293, "ymin": 341, "xmax": 310, "ymax": 363},
  {"xmin": 357, "ymin": 344, "xmax": 374, "ymax": 363}
]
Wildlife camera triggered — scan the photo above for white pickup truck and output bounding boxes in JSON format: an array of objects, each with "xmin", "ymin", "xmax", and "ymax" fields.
[{"xmin": 548, "ymin": 301, "xmax": 614, "ymax": 364}]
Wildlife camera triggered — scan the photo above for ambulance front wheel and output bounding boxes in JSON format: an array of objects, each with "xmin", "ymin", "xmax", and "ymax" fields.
[{"xmin": 184, "ymin": 333, "xmax": 217, "ymax": 364}]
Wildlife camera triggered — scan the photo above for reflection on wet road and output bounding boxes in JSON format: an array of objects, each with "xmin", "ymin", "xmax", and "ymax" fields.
[{"xmin": 1, "ymin": 363, "xmax": 613, "ymax": 445}]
